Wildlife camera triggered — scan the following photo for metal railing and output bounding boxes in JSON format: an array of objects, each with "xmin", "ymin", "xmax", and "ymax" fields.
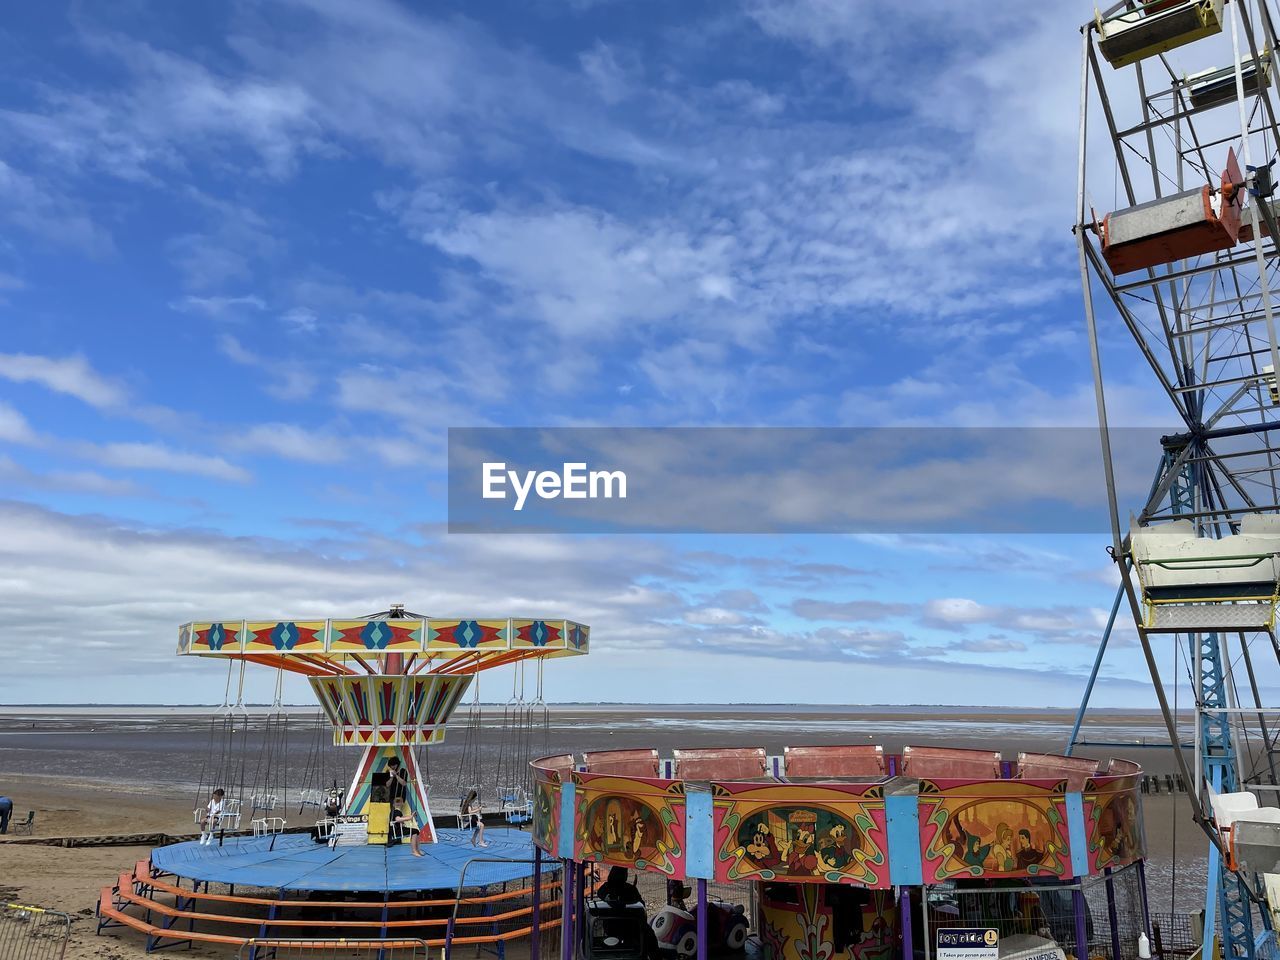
[
  {"xmin": 237, "ymin": 938, "xmax": 429, "ymax": 959},
  {"xmin": 0, "ymin": 902, "xmax": 71, "ymax": 960},
  {"xmin": 447, "ymin": 856, "xmax": 562, "ymax": 960},
  {"xmin": 923, "ymin": 864, "xmax": 1148, "ymax": 960}
]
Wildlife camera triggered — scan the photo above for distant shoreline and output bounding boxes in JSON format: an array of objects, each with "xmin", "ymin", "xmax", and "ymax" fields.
[{"xmin": 0, "ymin": 702, "xmax": 1166, "ymax": 712}]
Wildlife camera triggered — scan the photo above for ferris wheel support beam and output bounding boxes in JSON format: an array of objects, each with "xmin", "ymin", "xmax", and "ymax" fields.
[
  {"xmin": 1079, "ymin": 26, "xmax": 1127, "ymax": 554},
  {"xmin": 1081, "ymin": 239, "xmax": 1194, "ymax": 418}
]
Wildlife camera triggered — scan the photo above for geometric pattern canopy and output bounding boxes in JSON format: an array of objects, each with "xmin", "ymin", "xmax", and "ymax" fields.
[
  {"xmin": 309, "ymin": 673, "xmax": 473, "ymax": 746},
  {"xmin": 178, "ymin": 616, "xmax": 589, "ymax": 677}
]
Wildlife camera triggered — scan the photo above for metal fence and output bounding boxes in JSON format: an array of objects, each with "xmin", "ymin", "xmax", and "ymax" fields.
[
  {"xmin": 237, "ymin": 938, "xmax": 429, "ymax": 959},
  {"xmin": 448, "ymin": 857, "xmax": 563, "ymax": 960},
  {"xmin": 923, "ymin": 864, "xmax": 1148, "ymax": 960},
  {"xmin": 0, "ymin": 902, "xmax": 71, "ymax": 960}
]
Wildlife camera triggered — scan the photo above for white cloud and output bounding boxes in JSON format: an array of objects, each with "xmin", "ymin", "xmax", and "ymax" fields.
[
  {"xmin": 0, "ymin": 455, "xmax": 144, "ymax": 497},
  {"xmin": 0, "ymin": 160, "xmax": 113, "ymax": 256},
  {"xmin": 233, "ymin": 423, "xmax": 337, "ymax": 464},
  {"xmin": 0, "ymin": 352, "xmax": 129, "ymax": 409},
  {"xmin": 171, "ymin": 294, "xmax": 268, "ymax": 318},
  {"xmin": 217, "ymin": 335, "xmax": 316, "ymax": 401},
  {"xmin": 87, "ymin": 442, "xmax": 251, "ymax": 483},
  {"xmin": 0, "ymin": 403, "xmax": 39, "ymax": 445}
]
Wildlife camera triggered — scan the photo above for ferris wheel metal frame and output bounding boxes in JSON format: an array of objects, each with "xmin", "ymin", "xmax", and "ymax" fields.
[{"xmin": 1074, "ymin": 2, "xmax": 1280, "ymax": 958}]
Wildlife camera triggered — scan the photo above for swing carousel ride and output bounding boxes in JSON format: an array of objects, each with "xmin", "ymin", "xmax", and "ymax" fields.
[{"xmin": 136, "ymin": 609, "xmax": 586, "ymax": 900}]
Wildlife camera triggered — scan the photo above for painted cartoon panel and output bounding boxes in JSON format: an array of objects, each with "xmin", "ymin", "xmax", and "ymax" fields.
[
  {"xmin": 758, "ymin": 883, "xmax": 897, "ymax": 960},
  {"xmin": 713, "ymin": 782, "xmax": 888, "ymax": 886},
  {"xmin": 574, "ymin": 772, "xmax": 686, "ymax": 877},
  {"xmin": 919, "ymin": 780, "xmax": 1071, "ymax": 882},
  {"xmin": 1085, "ymin": 775, "xmax": 1145, "ymax": 872},
  {"xmin": 533, "ymin": 772, "xmax": 561, "ymax": 854}
]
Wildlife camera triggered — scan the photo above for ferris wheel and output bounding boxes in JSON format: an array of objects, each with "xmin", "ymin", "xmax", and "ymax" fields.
[{"xmin": 1073, "ymin": 2, "xmax": 1280, "ymax": 958}]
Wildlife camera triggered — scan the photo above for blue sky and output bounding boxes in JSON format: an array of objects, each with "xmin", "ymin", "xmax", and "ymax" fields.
[{"xmin": 0, "ymin": 1, "xmax": 1187, "ymax": 706}]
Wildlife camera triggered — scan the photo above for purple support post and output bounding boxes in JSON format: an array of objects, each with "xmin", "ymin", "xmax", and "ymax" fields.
[
  {"xmin": 900, "ymin": 887, "xmax": 913, "ymax": 960},
  {"xmin": 561, "ymin": 859, "xmax": 576, "ymax": 960},
  {"xmin": 1072, "ymin": 883, "xmax": 1089, "ymax": 960},
  {"xmin": 1135, "ymin": 860, "xmax": 1153, "ymax": 942},
  {"xmin": 697, "ymin": 879, "xmax": 709, "ymax": 960},
  {"xmin": 1104, "ymin": 868, "xmax": 1120, "ymax": 960},
  {"xmin": 532, "ymin": 846, "xmax": 543, "ymax": 960},
  {"xmin": 577, "ymin": 861, "xmax": 587, "ymax": 951}
]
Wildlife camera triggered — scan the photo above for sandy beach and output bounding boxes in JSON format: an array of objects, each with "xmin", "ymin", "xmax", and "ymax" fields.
[{"xmin": 0, "ymin": 706, "xmax": 1214, "ymax": 958}]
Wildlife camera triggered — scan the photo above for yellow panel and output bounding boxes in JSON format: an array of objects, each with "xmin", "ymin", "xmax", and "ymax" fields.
[
  {"xmin": 185, "ymin": 621, "xmax": 242, "ymax": 654},
  {"xmin": 427, "ymin": 619, "xmax": 510, "ymax": 651},
  {"xmin": 242, "ymin": 620, "xmax": 327, "ymax": 653},
  {"xmin": 366, "ymin": 802, "xmax": 391, "ymax": 844},
  {"xmin": 511, "ymin": 619, "xmax": 567, "ymax": 650},
  {"xmin": 328, "ymin": 619, "xmax": 426, "ymax": 653}
]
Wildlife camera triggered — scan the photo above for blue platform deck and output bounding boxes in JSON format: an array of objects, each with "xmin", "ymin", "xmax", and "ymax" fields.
[{"xmin": 151, "ymin": 827, "xmax": 550, "ymax": 892}]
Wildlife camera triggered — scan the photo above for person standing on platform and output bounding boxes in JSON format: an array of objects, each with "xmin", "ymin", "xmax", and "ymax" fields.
[
  {"xmin": 386, "ymin": 757, "xmax": 409, "ymax": 806},
  {"xmin": 461, "ymin": 788, "xmax": 488, "ymax": 847}
]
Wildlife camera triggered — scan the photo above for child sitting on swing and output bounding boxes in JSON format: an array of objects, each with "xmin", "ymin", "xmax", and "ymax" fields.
[
  {"xmin": 199, "ymin": 789, "xmax": 225, "ymax": 846},
  {"xmin": 391, "ymin": 799, "xmax": 432, "ymax": 857}
]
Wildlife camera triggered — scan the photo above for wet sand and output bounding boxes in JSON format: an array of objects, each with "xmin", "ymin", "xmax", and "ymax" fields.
[{"xmin": 0, "ymin": 706, "xmax": 1214, "ymax": 958}]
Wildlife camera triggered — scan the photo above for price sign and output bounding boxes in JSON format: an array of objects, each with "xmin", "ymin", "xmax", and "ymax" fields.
[{"xmin": 937, "ymin": 928, "xmax": 999, "ymax": 960}]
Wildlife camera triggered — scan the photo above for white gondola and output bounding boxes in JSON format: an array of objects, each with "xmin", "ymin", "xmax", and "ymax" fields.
[
  {"xmin": 250, "ymin": 793, "xmax": 280, "ymax": 812},
  {"xmin": 193, "ymin": 797, "xmax": 242, "ymax": 831},
  {"xmin": 252, "ymin": 816, "xmax": 287, "ymax": 837},
  {"xmin": 1097, "ymin": 0, "xmax": 1225, "ymax": 69},
  {"xmin": 1130, "ymin": 516, "xmax": 1280, "ymax": 630},
  {"xmin": 1211, "ymin": 791, "xmax": 1280, "ymax": 874},
  {"xmin": 1186, "ymin": 50, "xmax": 1273, "ymax": 110},
  {"xmin": 297, "ymin": 789, "xmax": 323, "ymax": 810}
]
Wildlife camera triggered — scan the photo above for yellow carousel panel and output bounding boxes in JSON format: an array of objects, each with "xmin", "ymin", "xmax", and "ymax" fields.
[
  {"xmin": 327, "ymin": 619, "xmax": 427, "ymax": 653},
  {"xmin": 512, "ymin": 619, "xmax": 568, "ymax": 650},
  {"xmin": 426, "ymin": 619, "xmax": 510, "ymax": 652},
  {"xmin": 242, "ymin": 620, "xmax": 327, "ymax": 654},
  {"xmin": 183, "ymin": 621, "xmax": 244, "ymax": 655}
]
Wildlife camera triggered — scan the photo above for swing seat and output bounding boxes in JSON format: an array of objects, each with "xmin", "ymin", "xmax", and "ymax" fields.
[
  {"xmin": 251, "ymin": 816, "xmax": 287, "ymax": 837},
  {"xmin": 505, "ymin": 800, "xmax": 534, "ymax": 825},
  {"xmin": 1097, "ymin": 0, "xmax": 1224, "ymax": 69}
]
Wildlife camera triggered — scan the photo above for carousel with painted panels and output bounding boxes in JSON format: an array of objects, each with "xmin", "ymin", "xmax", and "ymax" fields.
[{"xmin": 532, "ymin": 744, "xmax": 1150, "ymax": 960}]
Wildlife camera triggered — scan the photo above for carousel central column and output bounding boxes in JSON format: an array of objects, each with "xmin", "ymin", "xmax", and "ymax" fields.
[{"xmin": 310, "ymin": 670, "xmax": 473, "ymax": 844}]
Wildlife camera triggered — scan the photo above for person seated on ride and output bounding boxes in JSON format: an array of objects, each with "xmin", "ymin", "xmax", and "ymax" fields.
[
  {"xmin": 391, "ymin": 799, "xmax": 433, "ymax": 858},
  {"xmin": 666, "ymin": 878, "xmax": 690, "ymax": 911},
  {"xmin": 311, "ymin": 796, "xmax": 343, "ymax": 843},
  {"xmin": 199, "ymin": 789, "xmax": 225, "ymax": 846},
  {"xmin": 599, "ymin": 865, "xmax": 643, "ymax": 906}
]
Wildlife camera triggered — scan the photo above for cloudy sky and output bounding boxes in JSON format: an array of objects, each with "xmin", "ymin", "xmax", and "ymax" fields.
[{"xmin": 0, "ymin": 0, "xmax": 1194, "ymax": 706}]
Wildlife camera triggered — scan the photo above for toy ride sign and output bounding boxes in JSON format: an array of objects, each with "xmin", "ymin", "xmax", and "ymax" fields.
[
  {"xmin": 329, "ymin": 815, "xmax": 369, "ymax": 847},
  {"xmin": 936, "ymin": 929, "xmax": 999, "ymax": 960}
]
